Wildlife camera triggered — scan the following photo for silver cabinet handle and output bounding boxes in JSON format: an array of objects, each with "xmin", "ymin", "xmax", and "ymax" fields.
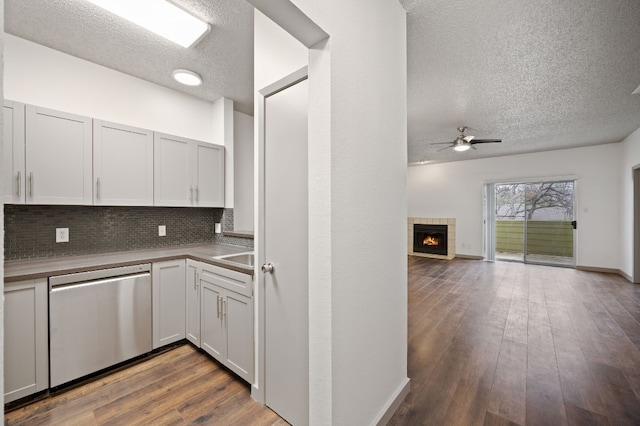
[
  {"xmin": 261, "ymin": 263, "xmax": 274, "ymax": 273},
  {"xmin": 29, "ymin": 172, "xmax": 33, "ymax": 197},
  {"xmin": 16, "ymin": 171, "xmax": 21, "ymax": 197},
  {"xmin": 96, "ymin": 178, "xmax": 101, "ymax": 199},
  {"xmin": 222, "ymin": 299, "xmax": 226, "ymax": 319},
  {"xmin": 216, "ymin": 295, "xmax": 221, "ymax": 319},
  {"xmin": 190, "ymin": 186, "xmax": 194, "ymax": 203},
  {"xmin": 195, "ymin": 272, "xmax": 199, "ymax": 289},
  {"xmin": 195, "ymin": 186, "xmax": 199, "ymax": 202}
]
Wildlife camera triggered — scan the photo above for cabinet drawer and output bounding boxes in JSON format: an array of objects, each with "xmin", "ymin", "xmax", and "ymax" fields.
[{"xmin": 200, "ymin": 264, "xmax": 252, "ymax": 297}]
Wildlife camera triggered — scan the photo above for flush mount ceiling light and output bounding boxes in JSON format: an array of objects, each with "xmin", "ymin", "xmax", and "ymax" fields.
[
  {"xmin": 172, "ymin": 69, "xmax": 203, "ymax": 86},
  {"xmin": 86, "ymin": 0, "xmax": 210, "ymax": 48}
]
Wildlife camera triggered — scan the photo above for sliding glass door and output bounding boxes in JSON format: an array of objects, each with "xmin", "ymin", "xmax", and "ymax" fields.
[{"xmin": 491, "ymin": 180, "xmax": 575, "ymax": 267}]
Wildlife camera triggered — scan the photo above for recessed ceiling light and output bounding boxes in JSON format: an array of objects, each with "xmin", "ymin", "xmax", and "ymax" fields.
[
  {"xmin": 633, "ymin": 84, "xmax": 640, "ymax": 95},
  {"xmin": 173, "ymin": 69, "xmax": 203, "ymax": 86},
  {"xmin": 86, "ymin": 0, "xmax": 210, "ymax": 48}
]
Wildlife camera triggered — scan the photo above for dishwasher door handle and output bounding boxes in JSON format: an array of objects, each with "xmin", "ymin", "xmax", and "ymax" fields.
[{"xmin": 50, "ymin": 273, "xmax": 150, "ymax": 293}]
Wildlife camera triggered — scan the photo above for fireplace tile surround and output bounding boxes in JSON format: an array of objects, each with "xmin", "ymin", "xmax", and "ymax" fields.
[{"xmin": 408, "ymin": 217, "xmax": 456, "ymax": 260}]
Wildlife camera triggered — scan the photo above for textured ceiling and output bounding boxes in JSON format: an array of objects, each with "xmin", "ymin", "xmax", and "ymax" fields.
[
  {"xmin": 5, "ymin": 0, "xmax": 640, "ymax": 163},
  {"xmin": 5, "ymin": 0, "xmax": 255, "ymax": 115},
  {"xmin": 400, "ymin": 0, "xmax": 640, "ymax": 164}
]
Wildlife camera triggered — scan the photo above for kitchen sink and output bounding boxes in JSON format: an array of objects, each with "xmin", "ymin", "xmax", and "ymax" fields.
[{"xmin": 214, "ymin": 252, "xmax": 254, "ymax": 267}]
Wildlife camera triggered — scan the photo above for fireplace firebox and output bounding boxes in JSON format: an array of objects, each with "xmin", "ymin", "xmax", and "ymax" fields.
[{"xmin": 413, "ymin": 224, "xmax": 448, "ymax": 256}]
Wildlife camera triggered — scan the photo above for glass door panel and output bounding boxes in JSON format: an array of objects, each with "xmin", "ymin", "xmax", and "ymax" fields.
[
  {"xmin": 524, "ymin": 181, "xmax": 575, "ymax": 266},
  {"xmin": 493, "ymin": 180, "xmax": 575, "ymax": 267},
  {"xmin": 495, "ymin": 183, "xmax": 525, "ymax": 262}
]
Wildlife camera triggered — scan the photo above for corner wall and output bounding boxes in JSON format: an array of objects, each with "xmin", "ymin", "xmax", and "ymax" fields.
[
  {"xmin": 287, "ymin": 1, "xmax": 409, "ymax": 424},
  {"xmin": 408, "ymin": 143, "xmax": 621, "ymax": 269},
  {"xmin": 234, "ymin": 111, "xmax": 254, "ymax": 231},
  {"xmin": 620, "ymin": 127, "xmax": 640, "ymax": 278},
  {"xmin": 253, "ymin": 1, "xmax": 409, "ymax": 424}
]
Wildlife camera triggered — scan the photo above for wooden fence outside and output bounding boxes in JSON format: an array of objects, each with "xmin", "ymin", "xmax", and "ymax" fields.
[{"xmin": 496, "ymin": 220, "xmax": 573, "ymax": 257}]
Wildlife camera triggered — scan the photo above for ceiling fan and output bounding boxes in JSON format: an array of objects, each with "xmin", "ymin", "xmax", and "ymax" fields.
[{"xmin": 432, "ymin": 126, "xmax": 502, "ymax": 152}]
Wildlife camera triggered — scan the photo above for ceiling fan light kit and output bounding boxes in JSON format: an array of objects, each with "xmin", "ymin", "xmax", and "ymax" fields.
[
  {"xmin": 453, "ymin": 139, "xmax": 471, "ymax": 152},
  {"xmin": 431, "ymin": 126, "xmax": 502, "ymax": 153}
]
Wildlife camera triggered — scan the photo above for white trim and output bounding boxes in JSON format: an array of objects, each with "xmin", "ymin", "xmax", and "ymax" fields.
[
  {"xmin": 259, "ymin": 66, "xmax": 309, "ymax": 98},
  {"xmin": 482, "ymin": 174, "xmax": 579, "ymax": 185},
  {"xmin": 372, "ymin": 378, "xmax": 410, "ymax": 426}
]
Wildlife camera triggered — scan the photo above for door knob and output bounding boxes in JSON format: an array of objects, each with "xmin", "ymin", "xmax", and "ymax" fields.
[{"xmin": 261, "ymin": 263, "xmax": 274, "ymax": 273}]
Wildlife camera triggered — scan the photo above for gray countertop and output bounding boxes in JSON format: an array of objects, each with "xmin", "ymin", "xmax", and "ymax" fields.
[{"xmin": 4, "ymin": 243, "xmax": 254, "ymax": 283}]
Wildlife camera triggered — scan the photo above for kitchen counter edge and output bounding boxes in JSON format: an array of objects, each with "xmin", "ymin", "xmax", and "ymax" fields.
[{"xmin": 4, "ymin": 243, "xmax": 254, "ymax": 283}]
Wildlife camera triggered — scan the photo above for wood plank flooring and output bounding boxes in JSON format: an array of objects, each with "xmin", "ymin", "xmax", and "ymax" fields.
[
  {"xmin": 389, "ymin": 257, "xmax": 640, "ymax": 426},
  {"xmin": 4, "ymin": 345, "xmax": 286, "ymax": 425},
  {"xmin": 6, "ymin": 257, "xmax": 640, "ymax": 425}
]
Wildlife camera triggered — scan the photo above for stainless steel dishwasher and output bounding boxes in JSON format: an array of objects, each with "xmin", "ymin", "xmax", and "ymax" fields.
[{"xmin": 49, "ymin": 264, "xmax": 152, "ymax": 388}]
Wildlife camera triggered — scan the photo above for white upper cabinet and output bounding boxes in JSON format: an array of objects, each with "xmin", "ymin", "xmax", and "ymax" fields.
[
  {"xmin": 154, "ymin": 133, "xmax": 225, "ymax": 207},
  {"xmin": 25, "ymin": 105, "xmax": 93, "ymax": 205},
  {"xmin": 94, "ymin": 120, "xmax": 154, "ymax": 206},
  {"xmin": 194, "ymin": 142, "xmax": 225, "ymax": 207},
  {"xmin": 3, "ymin": 101, "xmax": 26, "ymax": 204},
  {"xmin": 154, "ymin": 133, "xmax": 192, "ymax": 206}
]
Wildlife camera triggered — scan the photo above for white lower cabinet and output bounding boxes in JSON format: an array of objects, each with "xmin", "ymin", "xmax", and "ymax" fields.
[
  {"xmin": 152, "ymin": 260, "xmax": 186, "ymax": 349},
  {"xmin": 190, "ymin": 262, "xmax": 254, "ymax": 383},
  {"xmin": 185, "ymin": 260, "xmax": 201, "ymax": 346},
  {"xmin": 4, "ymin": 279, "xmax": 48, "ymax": 403}
]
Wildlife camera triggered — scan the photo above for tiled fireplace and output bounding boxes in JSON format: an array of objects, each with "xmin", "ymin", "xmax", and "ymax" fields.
[{"xmin": 408, "ymin": 217, "xmax": 456, "ymax": 260}]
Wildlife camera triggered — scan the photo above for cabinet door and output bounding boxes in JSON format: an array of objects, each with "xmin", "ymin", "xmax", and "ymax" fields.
[
  {"xmin": 200, "ymin": 278, "xmax": 225, "ymax": 359},
  {"xmin": 94, "ymin": 120, "xmax": 154, "ymax": 206},
  {"xmin": 3, "ymin": 101, "xmax": 26, "ymax": 204},
  {"xmin": 224, "ymin": 291, "xmax": 254, "ymax": 382},
  {"xmin": 152, "ymin": 260, "xmax": 186, "ymax": 349},
  {"xmin": 4, "ymin": 279, "xmax": 48, "ymax": 403},
  {"xmin": 25, "ymin": 105, "xmax": 92, "ymax": 205},
  {"xmin": 194, "ymin": 142, "xmax": 225, "ymax": 207},
  {"xmin": 185, "ymin": 260, "xmax": 201, "ymax": 347},
  {"xmin": 154, "ymin": 133, "xmax": 192, "ymax": 207}
]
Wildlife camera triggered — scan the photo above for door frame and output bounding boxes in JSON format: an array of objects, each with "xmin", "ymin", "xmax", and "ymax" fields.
[
  {"xmin": 633, "ymin": 165, "xmax": 640, "ymax": 283},
  {"xmin": 252, "ymin": 66, "xmax": 309, "ymax": 404},
  {"xmin": 483, "ymin": 175, "xmax": 579, "ymax": 267}
]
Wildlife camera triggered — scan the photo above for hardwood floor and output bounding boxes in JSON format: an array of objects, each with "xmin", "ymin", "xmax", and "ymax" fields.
[
  {"xmin": 389, "ymin": 257, "xmax": 640, "ymax": 426},
  {"xmin": 4, "ymin": 345, "xmax": 286, "ymax": 425},
  {"xmin": 6, "ymin": 257, "xmax": 640, "ymax": 425}
]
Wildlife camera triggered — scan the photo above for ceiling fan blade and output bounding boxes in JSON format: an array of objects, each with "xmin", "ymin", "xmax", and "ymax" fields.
[
  {"xmin": 470, "ymin": 139, "xmax": 501, "ymax": 144},
  {"xmin": 463, "ymin": 135, "xmax": 474, "ymax": 142},
  {"xmin": 436, "ymin": 145, "xmax": 452, "ymax": 152},
  {"xmin": 430, "ymin": 142, "xmax": 455, "ymax": 145}
]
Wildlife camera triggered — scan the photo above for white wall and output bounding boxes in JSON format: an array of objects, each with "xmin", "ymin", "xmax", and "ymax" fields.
[
  {"xmin": 408, "ymin": 143, "xmax": 622, "ymax": 269},
  {"xmin": 4, "ymin": 34, "xmax": 218, "ymax": 144},
  {"xmin": 212, "ymin": 97, "xmax": 234, "ymax": 207},
  {"xmin": 254, "ymin": 1, "xmax": 409, "ymax": 424},
  {"xmin": 619, "ymin": 127, "xmax": 640, "ymax": 278},
  {"xmin": 234, "ymin": 111, "xmax": 254, "ymax": 231}
]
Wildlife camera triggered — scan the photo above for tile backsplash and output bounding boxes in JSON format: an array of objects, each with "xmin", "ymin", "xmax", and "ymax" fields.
[{"xmin": 4, "ymin": 205, "xmax": 252, "ymax": 261}]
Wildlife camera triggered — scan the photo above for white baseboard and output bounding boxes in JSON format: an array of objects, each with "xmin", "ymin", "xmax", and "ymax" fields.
[{"xmin": 373, "ymin": 377, "xmax": 410, "ymax": 426}]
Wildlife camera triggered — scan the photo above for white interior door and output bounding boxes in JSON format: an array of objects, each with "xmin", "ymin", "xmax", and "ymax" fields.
[{"xmin": 262, "ymin": 76, "xmax": 309, "ymax": 426}]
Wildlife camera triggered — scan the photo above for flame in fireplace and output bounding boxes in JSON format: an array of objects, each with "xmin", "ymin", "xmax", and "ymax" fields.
[{"xmin": 423, "ymin": 236, "xmax": 439, "ymax": 246}]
